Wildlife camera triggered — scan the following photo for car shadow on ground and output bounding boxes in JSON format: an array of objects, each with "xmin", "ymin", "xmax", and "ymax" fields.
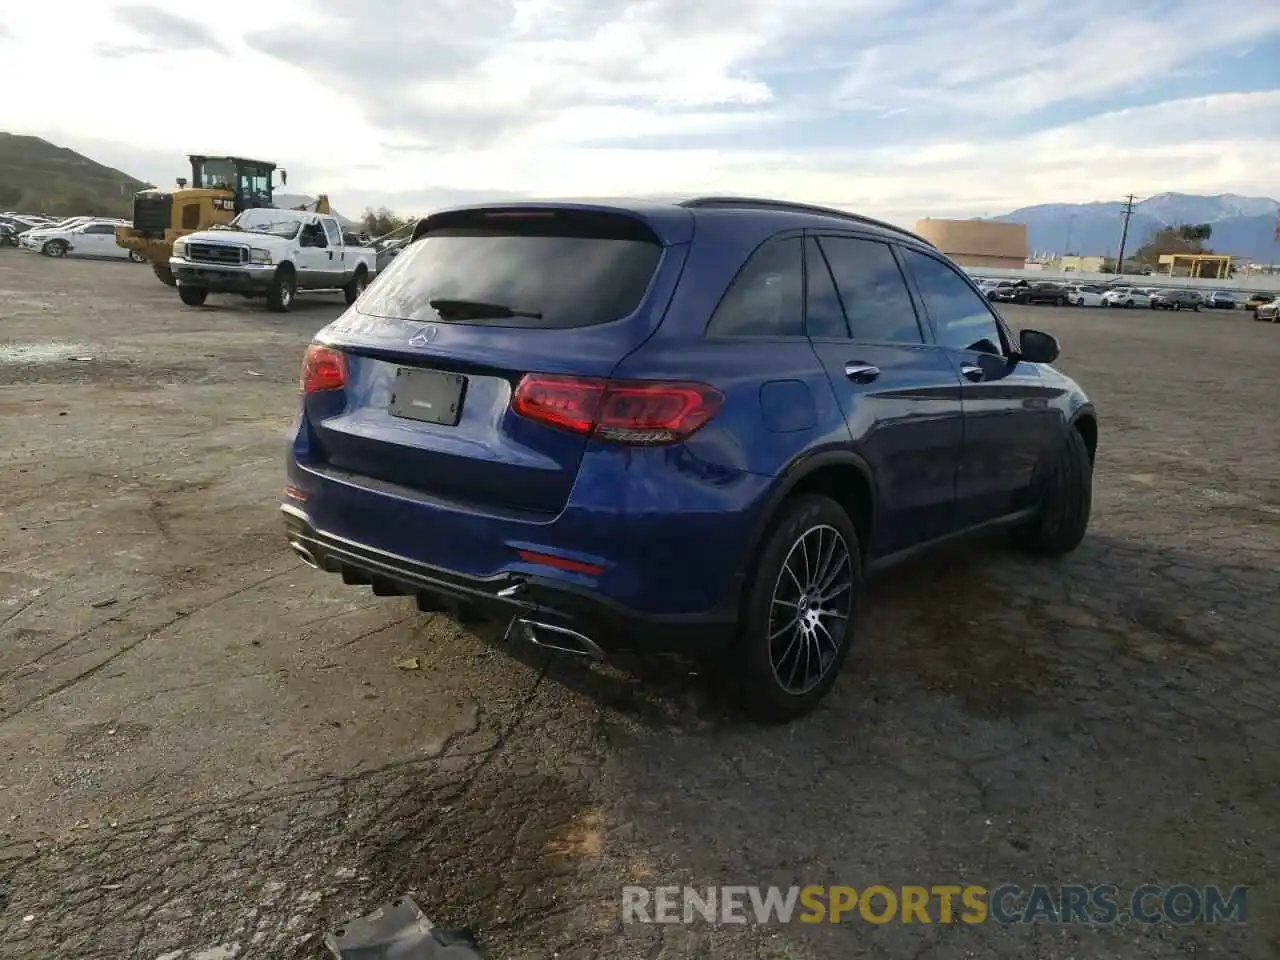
[
  {"xmin": 333, "ymin": 529, "xmax": 1278, "ymax": 956},
  {"xmin": 464, "ymin": 526, "xmax": 1278, "ymax": 735}
]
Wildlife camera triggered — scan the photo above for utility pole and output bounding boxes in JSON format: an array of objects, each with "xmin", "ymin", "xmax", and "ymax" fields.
[{"xmin": 1114, "ymin": 193, "xmax": 1138, "ymax": 275}]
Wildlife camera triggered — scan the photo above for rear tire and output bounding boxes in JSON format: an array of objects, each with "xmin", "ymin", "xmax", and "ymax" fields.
[
  {"xmin": 266, "ymin": 267, "xmax": 296, "ymax": 313},
  {"xmin": 343, "ymin": 267, "xmax": 368, "ymax": 306},
  {"xmin": 731, "ymin": 494, "xmax": 862, "ymax": 723},
  {"xmin": 178, "ymin": 286, "xmax": 208, "ymax": 307},
  {"xmin": 128, "ymin": 250, "xmax": 146, "ymax": 263},
  {"xmin": 43, "ymin": 239, "xmax": 68, "ymax": 258},
  {"xmin": 1013, "ymin": 428, "xmax": 1092, "ymax": 556}
]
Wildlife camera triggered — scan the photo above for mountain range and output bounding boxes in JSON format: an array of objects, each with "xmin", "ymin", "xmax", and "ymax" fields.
[{"xmin": 990, "ymin": 193, "xmax": 1280, "ymax": 262}]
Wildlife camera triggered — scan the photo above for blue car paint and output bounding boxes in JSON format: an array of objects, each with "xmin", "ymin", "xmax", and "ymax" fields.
[{"xmin": 284, "ymin": 198, "xmax": 1094, "ymax": 648}]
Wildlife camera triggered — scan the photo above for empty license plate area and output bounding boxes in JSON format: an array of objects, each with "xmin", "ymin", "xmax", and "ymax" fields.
[{"xmin": 388, "ymin": 368, "xmax": 467, "ymax": 426}]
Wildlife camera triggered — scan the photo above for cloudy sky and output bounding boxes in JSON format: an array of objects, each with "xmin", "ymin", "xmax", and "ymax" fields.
[{"xmin": 1, "ymin": 0, "xmax": 1278, "ymax": 222}]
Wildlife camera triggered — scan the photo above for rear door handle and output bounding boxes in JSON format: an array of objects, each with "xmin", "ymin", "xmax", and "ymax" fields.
[
  {"xmin": 844, "ymin": 362, "xmax": 880, "ymax": 383},
  {"xmin": 959, "ymin": 363, "xmax": 984, "ymax": 382}
]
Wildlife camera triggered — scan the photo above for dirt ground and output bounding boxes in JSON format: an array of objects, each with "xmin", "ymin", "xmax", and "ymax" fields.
[{"xmin": 0, "ymin": 252, "xmax": 1277, "ymax": 960}]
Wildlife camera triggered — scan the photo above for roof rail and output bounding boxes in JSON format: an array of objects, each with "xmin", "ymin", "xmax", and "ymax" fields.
[{"xmin": 678, "ymin": 196, "xmax": 934, "ymax": 247}]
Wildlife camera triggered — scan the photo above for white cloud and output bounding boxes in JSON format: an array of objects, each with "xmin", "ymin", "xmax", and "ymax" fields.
[{"xmin": 0, "ymin": 0, "xmax": 1277, "ymax": 221}]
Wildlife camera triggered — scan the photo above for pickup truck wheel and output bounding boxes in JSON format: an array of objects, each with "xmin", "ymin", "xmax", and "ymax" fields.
[
  {"xmin": 343, "ymin": 268, "xmax": 368, "ymax": 306},
  {"xmin": 266, "ymin": 267, "xmax": 296, "ymax": 313},
  {"xmin": 1013, "ymin": 427, "xmax": 1092, "ymax": 556},
  {"xmin": 731, "ymin": 494, "xmax": 862, "ymax": 723},
  {"xmin": 43, "ymin": 239, "xmax": 68, "ymax": 258},
  {"xmin": 178, "ymin": 286, "xmax": 208, "ymax": 307}
]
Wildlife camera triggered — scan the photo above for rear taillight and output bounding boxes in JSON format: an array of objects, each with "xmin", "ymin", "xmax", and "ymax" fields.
[
  {"xmin": 512, "ymin": 374, "xmax": 723, "ymax": 445},
  {"xmin": 300, "ymin": 344, "xmax": 347, "ymax": 393}
]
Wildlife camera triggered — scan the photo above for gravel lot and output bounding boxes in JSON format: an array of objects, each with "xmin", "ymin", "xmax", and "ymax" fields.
[{"xmin": 0, "ymin": 254, "xmax": 1277, "ymax": 960}]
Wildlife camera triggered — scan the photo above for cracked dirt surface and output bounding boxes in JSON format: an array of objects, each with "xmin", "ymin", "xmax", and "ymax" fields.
[{"xmin": 0, "ymin": 254, "xmax": 1277, "ymax": 959}]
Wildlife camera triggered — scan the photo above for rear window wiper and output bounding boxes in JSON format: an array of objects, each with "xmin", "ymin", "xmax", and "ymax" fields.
[{"xmin": 429, "ymin": 298, "xmax": 543, "ymax": 320}]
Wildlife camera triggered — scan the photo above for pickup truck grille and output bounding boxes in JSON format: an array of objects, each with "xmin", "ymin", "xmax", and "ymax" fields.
[{"xmin": 187, "ymin": 243, "xmax": 247, "ymax": 265}]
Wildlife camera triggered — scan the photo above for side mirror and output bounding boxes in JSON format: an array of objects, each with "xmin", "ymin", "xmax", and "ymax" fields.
[{"xmin": 1019, "ymin": 329, "xmax": 1059, "ymax": 364}]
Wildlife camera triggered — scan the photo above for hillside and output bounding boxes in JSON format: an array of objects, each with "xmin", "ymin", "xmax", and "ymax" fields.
[
  {"xmin": 992, "ymin": 192, "xmax": 1280, "ymax": 261},
  {"xmin": 0, "ymin": 133, "xmax": 147, "ymax": 217}
]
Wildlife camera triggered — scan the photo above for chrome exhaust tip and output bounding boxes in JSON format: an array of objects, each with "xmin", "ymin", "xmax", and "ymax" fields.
[
  {"xmin": 508, "ymin": 618, "xmax": 605, "ymax": 660},
  {"xmin": 288, "ymin": 539, "xmax": 319, "ymax": 569}
]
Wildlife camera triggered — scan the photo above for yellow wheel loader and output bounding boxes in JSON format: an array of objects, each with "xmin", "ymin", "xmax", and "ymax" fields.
[{"xmin": 115, "ymin": 156, "xmax": 330, "ymax": 286}]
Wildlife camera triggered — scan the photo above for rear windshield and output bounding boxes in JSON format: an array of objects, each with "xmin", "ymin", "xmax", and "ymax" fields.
[{"xmin": 355, "ymin": 210, "xmax": 663, "ymax": 329}]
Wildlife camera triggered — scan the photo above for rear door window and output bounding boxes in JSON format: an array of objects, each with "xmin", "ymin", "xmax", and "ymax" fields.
[
  {"xmin": 814, "ymin": 236, "xmax": 923, "ymax": 343},
  {"xmin": 356, "ymin": 209, "xmax": 663, "ymax": 329}
]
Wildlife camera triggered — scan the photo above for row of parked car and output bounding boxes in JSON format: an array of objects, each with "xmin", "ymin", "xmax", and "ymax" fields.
[
  {"xmin": 0, "ymin": 213, "xmax": 144, "ymax": 260},
  {"xmin": 975, "ymin": 278, "xmax": 1276, "ymax": 315}
]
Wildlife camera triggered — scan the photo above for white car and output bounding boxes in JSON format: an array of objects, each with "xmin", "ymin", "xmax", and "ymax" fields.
[
  {"xmin": 1100, "ymin": 286, "xmax": 1153, "ymax": 309},
  {"xmin": 1066, "ymin": 284, "xmax": 1107, "ymax": 307},
  {"xmin": 19, "ymin": 218, "xmax": 141, "ymax": 260}
]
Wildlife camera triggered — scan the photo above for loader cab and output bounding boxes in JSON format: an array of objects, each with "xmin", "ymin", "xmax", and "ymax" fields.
[{"xmin": 188, "ymin": 155, "xmax": 278, "ymax": 212}]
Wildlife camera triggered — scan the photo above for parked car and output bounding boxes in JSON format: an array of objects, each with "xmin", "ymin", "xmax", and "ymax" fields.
[
  {"xmin": 281, "ymin": 197, "xmax": 1097, "ymax": 721},
  {"xmin": 982, "ymin": 279, "xmax": 1016, "ymax": 301},
  {"xmin": 1065, "ymin": 284, "xmax": 1106, "ymax": 307},
  {"xmin": 18, "ymin": 218, "xmax": 144, "ymax": 260},
  {"xmin": 0, "ymin": 223, "xmax": 16, "ymax": 248},
  {"xmin": 0, "ymin": 213, "xmax": 43, "ymax": 234},
  {"xmin": 1149, "ymin": 289, "xmax": 1202, "ymax": 311},
  {"xmin": 1206, "ymin": 291, "xmax": 1237, "ymax": 310},
  {"xmin": 1101, "ymin": 286, "xmax": 1153, "ymax": 309},
  {"xmin": 996, "ymin": 281, "xmax": 1070, "ymax": 306},
  {"xmin": 1253, "ymin": 298, "xmax": 1279, "ymax": 322},
  {"xmin": 1245, "ymin": 293, "xmax": 1275, "ymax": 314}
]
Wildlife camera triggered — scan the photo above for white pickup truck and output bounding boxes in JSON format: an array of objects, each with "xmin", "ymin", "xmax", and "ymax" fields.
[{"xmin": 169, "ymin": 209, "xmax": 377, "ymax": 312}]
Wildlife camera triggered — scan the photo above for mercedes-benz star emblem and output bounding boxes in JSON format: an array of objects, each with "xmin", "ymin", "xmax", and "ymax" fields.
[{"xmin": 408, "ymin": 325, "xmax": 438, "ymax": 347}]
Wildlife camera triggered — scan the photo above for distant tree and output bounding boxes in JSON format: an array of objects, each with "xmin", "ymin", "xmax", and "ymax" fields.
[
  {"xmin": 361, "ymin": 206, "xmax": 409, "ymax": 238},
  {"xmin": 1134, "ymin": 222, "xmax": 1217, "ymax": 270},
  {"xmin": 1177, "ymin": 223, "xmax": 1213, "ymax": 244}
]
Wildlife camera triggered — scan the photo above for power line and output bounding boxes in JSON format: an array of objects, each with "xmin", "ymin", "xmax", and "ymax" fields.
[{"xmin": 1114, "ymin": 193, "xmax": 1139, "ymax": 275}]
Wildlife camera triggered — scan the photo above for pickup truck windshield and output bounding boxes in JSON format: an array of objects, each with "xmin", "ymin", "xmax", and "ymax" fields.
[{"xmin": 230, "ymin": 216, "xmax": 301, "ymax": 239}]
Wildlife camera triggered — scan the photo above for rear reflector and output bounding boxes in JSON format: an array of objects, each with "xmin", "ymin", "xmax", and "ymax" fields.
[
  {"xmin": 517, "ymin": 549, "xmax": 605, "ymax": 576},
  {"xmin": 301, "ymin": 344, "xmax": 347, "ymax": 393},
  {"xmin": 512, "ymin": 375, "xmax": 723, "ymax": 445}
]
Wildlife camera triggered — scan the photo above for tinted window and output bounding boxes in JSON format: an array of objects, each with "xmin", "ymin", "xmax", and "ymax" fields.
[
  {"xmin": 817, "ymin": 237, "xmax": 922, "ymax": 343},
  {"xmin": 901, "ymin": 249, "xmax": 1004, "ymax": 355},
  {"xmin": 357, "ymin": 217, "xmax": 663, "ymax": 329},
  {"xmin": 84, "ymin": 223, "xmax": 114, "ymax": 234},
  {"xmin": 804, "ymin": 237, "xmax": 848, "ymax": 338},
  {"xmin": 706, "ymin": 237, "xmax": 803, "ymax": 338}
]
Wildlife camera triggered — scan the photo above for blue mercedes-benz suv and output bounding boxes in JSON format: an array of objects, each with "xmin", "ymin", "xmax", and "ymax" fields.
[{"xmin": 282, "ymin": 197, "xmax": 1096, "ymax": 721}]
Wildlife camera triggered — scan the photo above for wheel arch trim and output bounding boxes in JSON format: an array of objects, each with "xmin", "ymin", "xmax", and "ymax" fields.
[{"xmin": 730, "ymin": 448, "xmax": 877, "ymax": 606}]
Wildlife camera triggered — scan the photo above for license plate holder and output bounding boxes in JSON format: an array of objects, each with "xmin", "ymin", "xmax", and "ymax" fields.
[{"xmin": 389, "ymin": 368, "xmax": 467, "ymax": 426}]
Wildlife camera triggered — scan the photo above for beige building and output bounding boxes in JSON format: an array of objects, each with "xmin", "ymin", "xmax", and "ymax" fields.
[
  {"xmin": 1059, "ymin": 255, "xmax": 1107, "ymax": 273},
  {"xmin": 914, "ymin": 219, "xmax": 1028, "ymax": 269}
]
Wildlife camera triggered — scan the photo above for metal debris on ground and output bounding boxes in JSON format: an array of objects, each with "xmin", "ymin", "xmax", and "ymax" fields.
[
  {"xmin": 395, "ymin": 657, "xmax": 421, "ymax": 671},
  {"xmin": 325, "ymin": 896, "xmax": 483, "ymax": 958}
]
